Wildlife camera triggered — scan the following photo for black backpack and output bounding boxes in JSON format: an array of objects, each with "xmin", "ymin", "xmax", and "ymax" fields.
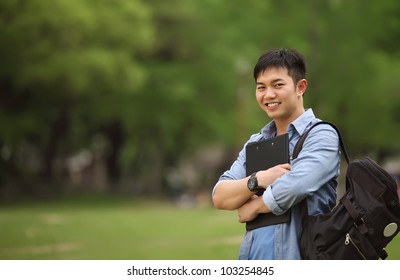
[{"xmin": 293, "ymin": 121, "xmax": 400, "ymax": 260}]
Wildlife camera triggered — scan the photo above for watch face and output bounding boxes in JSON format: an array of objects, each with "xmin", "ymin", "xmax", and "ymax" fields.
[
  {"xmin": 248, "ymin": 174, "xmax": 257, "ymax": 191},
  {"xmin": 248, "ymin": 179, "xmax": 255, "ymax": 190}
]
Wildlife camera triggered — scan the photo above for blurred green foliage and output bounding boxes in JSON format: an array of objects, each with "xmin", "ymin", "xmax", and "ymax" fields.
[{"xmin": 1, "ymin": 0, "xmax": 400, "ymax": 197}]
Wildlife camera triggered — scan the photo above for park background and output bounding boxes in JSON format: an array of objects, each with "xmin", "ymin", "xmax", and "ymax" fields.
[{"xmin": 1, "ymin": 0, "xmax": 400, "ymax": 259}]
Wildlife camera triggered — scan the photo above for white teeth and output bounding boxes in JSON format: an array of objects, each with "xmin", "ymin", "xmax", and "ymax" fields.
[{"xmin": 267, "ymin": 102, "xmax": 279, "ymax": 107}]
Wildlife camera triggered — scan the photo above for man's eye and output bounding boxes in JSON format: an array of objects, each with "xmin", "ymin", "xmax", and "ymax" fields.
[
  {"xmin": 257, "ymin": 86, "xmax": 265, "ymax": 90},
  {"xmin": 274, "ymin": 83, "xmax": 284, "ymax": 88}
]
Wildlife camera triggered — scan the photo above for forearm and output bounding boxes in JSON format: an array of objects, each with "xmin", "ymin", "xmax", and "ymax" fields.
[
  {"xmin": 237, "ymin": 196, "xmax": 270, "ymax": 223},
  {"xmin": 212, "ymin": 177, "xmax": 254, "ymax": 210},
  {"xmin": 212, "ymin": 164, "xmax": 291, "ymax": 211}
]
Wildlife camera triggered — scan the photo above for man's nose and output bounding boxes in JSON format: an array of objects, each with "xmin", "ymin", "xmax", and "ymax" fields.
[{"xmin": 265, "ymin": 87, "xmax": 276, "ymax": 98}]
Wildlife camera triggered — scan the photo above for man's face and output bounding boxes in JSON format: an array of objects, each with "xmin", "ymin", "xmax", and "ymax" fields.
[{"xmin": 255, "ymin": 67, "xmax": 305, "ymax": 124}]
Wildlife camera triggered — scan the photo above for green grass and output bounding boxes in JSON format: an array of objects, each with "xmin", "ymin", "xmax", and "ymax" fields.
[
  {"xmin": 0, "ymin": 196, "xmax": 243, "ymax": 260},
  {"xmin": 0, "ymin": 196, "xmax": 399, "ymax": 260}
]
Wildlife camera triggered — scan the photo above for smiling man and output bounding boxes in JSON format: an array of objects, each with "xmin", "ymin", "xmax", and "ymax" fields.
[{"xmin": 212, "ymin": 48, "xmax": 341, "ymax": 259}]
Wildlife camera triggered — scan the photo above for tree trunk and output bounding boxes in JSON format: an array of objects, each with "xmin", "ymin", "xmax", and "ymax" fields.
[
  {"xmin": 104, "ymin": 119, "xmax": 125, "ymax": 190},
  {"xmin": 41, "ymin": 102, "xmax": 69, "ymax": 181}
]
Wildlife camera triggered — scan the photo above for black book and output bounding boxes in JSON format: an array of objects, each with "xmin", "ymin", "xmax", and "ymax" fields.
[{"xmin": 245, "ymin": 133, "xmax": 291, "ymax": 230}]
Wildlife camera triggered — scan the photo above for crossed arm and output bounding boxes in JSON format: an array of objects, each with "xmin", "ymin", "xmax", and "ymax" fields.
[
  {"xmin": 213, "ymin": 125, "xmax": 340, "ymax": 224},
  {"xmin": 212, "ymin": 164, "xmax": 291, "ymax": 223}
]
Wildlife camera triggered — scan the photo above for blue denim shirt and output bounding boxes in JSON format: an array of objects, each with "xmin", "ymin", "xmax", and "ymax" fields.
[{"xmin": 216, "ymin": 109, "xmax": 340, "ymax": 259}]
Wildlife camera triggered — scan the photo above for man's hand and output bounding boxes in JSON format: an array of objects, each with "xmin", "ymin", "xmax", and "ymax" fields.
[
  {"xmin": 237, "ymin": 195, "xmax": 269, "ymax": 223},
  {"xmin": 257, "ymin": 163, "xmax": 291, "ymax": 189}
]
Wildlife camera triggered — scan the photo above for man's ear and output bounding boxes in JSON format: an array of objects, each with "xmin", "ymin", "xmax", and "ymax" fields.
[{"xmin": 297, "ymin": 79, "xmax": 307, "ymax": 96}]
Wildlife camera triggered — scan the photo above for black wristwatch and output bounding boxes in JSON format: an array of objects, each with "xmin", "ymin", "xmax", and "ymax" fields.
[{"xmin": 247, "ymin": 172, "xmax": 260, "ymax": 193}]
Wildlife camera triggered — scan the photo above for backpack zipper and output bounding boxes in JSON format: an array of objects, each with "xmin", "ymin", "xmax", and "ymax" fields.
[{"xmin": 345, "ymin": 233, "xmax": 367, "ymax": 260}]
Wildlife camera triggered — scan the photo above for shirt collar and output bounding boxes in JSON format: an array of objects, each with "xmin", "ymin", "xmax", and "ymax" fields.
[
  {"xmin": 290, "ymin": 108, "xmax": 317, "ymax": 135},
  {"xmin": 260, "ymin": 108, "xmax": 317, "ymax": 138}
]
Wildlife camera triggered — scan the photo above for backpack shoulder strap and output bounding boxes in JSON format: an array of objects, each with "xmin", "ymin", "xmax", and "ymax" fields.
[
  {"xmin": 292, "ymin": 121, "xmax": 350, "ymax": 164},
  {"xmin": 295, "ymin": 121, "xmax": 350, "ymax": 243}
]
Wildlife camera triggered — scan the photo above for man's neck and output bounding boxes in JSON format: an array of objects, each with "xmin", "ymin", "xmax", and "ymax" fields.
[
  {"xmin": 274, "ymin": 109, "xmax": 305, "ymax": 135},
  {"xmin": 275, "ymin": 122, "xmax": 290, "ymax": 136}
]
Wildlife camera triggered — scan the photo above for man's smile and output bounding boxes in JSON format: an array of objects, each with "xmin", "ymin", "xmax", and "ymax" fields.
[{"xmin": 266, "ymin": 102, "xmax": 281, "ymax": 108}]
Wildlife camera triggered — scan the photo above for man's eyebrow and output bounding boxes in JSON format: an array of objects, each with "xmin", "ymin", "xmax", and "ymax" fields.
[
  {"xmin": 256, "ymin": 78, "xmax": 284, "ymax": 85},
  {"xmin": 271, "ymin": 78, "xmax": 285, "ymax": 83}
]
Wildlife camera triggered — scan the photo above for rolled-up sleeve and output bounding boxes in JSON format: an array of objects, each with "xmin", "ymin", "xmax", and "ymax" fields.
[{"xmin": 262, "ymin": 125, "xmax": 340, "ymax": 215}]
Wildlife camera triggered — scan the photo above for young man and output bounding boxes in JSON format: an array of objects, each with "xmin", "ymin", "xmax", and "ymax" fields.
[{"xmin": 212, "ymin": 48, "xmax": 340, "ymax": 259}]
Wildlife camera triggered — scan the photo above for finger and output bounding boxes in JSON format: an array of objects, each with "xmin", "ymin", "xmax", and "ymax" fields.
[{"xmin": 280, "ymin": 163, "xmax": 291, "ymax": 170}]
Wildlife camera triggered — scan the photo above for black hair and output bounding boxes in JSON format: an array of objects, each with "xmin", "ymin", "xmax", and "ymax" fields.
[{"xmin": 253, "ymin": 48, "xmax": 306, "ymax": 85}]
